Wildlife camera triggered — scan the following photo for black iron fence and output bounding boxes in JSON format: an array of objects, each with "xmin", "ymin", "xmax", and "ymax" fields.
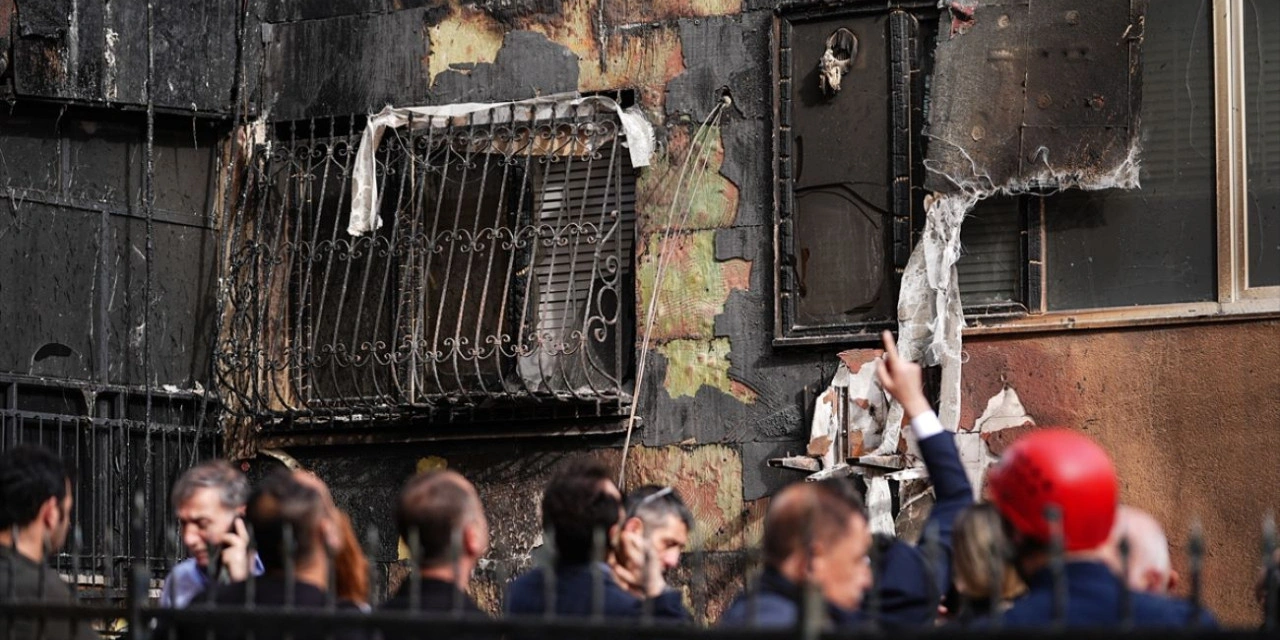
[
  {"xmin": 0, "ymin": 376, "xmax": 220, "ymax": 600},
  {"xmin": 5, "ymin": 503, "xmax": 1280, "ymax": 639}
]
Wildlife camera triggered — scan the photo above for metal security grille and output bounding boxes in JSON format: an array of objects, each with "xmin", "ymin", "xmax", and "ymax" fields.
[
  {"xmin": 0, "ymin": 375, "xmax": 219, "ymax": 600},
  {"xmin": 217, "ymin": 103, "xmax": 636, "ymax": 429}
]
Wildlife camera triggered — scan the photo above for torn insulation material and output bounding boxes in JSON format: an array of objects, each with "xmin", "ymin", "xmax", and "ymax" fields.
[{"xmin": 784, "ymin": 0, "xmax": 1146, "ymax": 536}]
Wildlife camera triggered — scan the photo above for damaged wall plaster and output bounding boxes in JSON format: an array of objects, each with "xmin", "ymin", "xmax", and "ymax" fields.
[
  {"xmin": 868, "ymin": 0, "xmax": 1147, "ymax": 496},
  {"xmin": 635, "ymin": 118, "xmax": 755, "ymax": 402},
  {"xmin": 636, "ymin": 231, "xmax": 751, "ymax": 341},
  {"xmin": 657, "ymin": 338, "xmax": 757, "ymax": 403}
]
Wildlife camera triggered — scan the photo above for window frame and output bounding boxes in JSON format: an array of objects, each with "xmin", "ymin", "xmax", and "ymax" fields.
[
  {"xmin": 770, "ymin": 0, "xmax": 1280, "ymax": 345},
  {"xmin": 962, "ymin": 0, "xmax": 1280, "ymax": 337},
  {"xmin": 770, "ymin": 2, "xmax": 938, "ymax": 346}
]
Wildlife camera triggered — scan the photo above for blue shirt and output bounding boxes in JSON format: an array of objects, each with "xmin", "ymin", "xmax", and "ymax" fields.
[
  {"xmin": 1001, "ymin": 561, "xmax": 1218, "ymax": 628},
  {"xmin": 159, "ymin": 555, "xmax": 265, "ymax": 608}
]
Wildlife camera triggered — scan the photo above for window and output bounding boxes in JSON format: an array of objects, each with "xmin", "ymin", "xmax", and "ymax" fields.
[
  {"xmin": 218, "ymin": 99, "xmax": 637, "ymax": 429},
  {"xmin": 1245, "ymin": 0, "xmax": 1280, "ymax": 288},
  {"xmin": 0, "ymin": 376, "xmax": 219, "ymax": 595},
  {"xmin": 773, "ymin": 6, "xmax": 932, "ymax": 342},
  {"xmin": 775, "ymin": 1, "xmax": 1280, "ymax": 343},
  {"xmin": 958, "ymin": 0, "xmax": 1280, "ymax": 327}
]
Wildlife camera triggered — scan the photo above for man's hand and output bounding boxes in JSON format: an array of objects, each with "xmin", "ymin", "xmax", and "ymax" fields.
[
  {"xmin": 876, "ymin": 330, "xmax": 932, "ymax": 420},
  {"xmin": 218, "ymin": 517, "xmax": 252, "ymax": 582},
  {"xmin": 614, "ymin": 527, "xmax": 667, "ymax": 599}
]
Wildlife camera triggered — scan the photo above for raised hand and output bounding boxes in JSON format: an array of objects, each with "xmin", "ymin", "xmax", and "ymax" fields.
[{"xmin": 875, "ymin": 330, "xmax": 931, "ymax": 420}]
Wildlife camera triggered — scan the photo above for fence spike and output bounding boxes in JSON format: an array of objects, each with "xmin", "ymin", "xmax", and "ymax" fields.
[
  {"xmin": 1045, "ymin": 504, "xmax": 1066, "ymax": 628},
  {"xmin": 922, "ymin": 522, "xmax": 939, "ymax": 626},
  {"xmin": 1188, "ymin": 519, "xmax": 1204, "ymax": 626},
  {"xmin": 451, "ymin": 526, "xmax": 465, "ymax": 617},
  {"xmin": 1264, "ymin": 512, "xmax": 1277, "ymax": 629},
  {"xmin": 986, "ymin": 537, "xmax": 1002, "ymax": 628},
  {"xmin": 408, "ymin": 525, "xmax": 422, "ymax": 614},
  {"xmin": 590, "ymin": 527, "xmax": 606, "ymax": 623},
  {"xmin": 364, "ymin": 525, "xmax": 382, "ymax": 606},
  {"xmin": 543, "ymin": 526, "xmax": 558, "ymax": 620},
  {"xmin": 284, "ymin": 521, "xmax": 297, "ymax": 611},
  {"xmin": 1118, "ymin": 536, "xmax": 1133, "ymax": 628}
]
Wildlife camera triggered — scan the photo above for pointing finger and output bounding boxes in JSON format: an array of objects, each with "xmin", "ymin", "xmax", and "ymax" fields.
[{"xmin": 881, "ymin": 330, "xmax": 900, "ymax": 361}]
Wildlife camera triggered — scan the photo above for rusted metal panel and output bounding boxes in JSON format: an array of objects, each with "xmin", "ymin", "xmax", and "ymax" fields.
[
  {"xmin": 261, "ymin": 7, "xmax": 431, "ymax": 120},
  {"xmin": 11, "ymin": 0, "xmax": 241, "ymax": 112},
  {"xmin": 924, "ymin": 0, "xmax": 1145, "ymax": 193},
  {"xmin": 263, "ymin": 0, "xmax": 446, "ymax": 23}
]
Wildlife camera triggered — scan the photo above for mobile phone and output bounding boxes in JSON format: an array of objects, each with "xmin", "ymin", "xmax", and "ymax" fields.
[{"xmin": 204, "ymin": 517, "xmax": 245, "ymax": 583}]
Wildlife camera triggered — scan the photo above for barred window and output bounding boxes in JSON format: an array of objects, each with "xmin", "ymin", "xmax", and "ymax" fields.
[{"xmin": 219, "ymin": 99, "xmax": 638, "ymax": 429}]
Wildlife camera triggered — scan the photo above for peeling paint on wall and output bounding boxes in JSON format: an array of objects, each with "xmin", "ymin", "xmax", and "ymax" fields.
[
  {"xmin": 426, "ymin": 7, "xmax": 505, "ymax": 84},
  {"xmin": 602, "ymin": 0, "xmax": 742, "ymax": 25},
  {"xmin": 636, "ymin": 231, "xmax": 750, "ymax": 341},
  {"xmin": 636, "ymin": 125, "xmax": 739, "ymax": 231},
  {"xmin": 657, "ymin": 338, "xmax": 757, "ymax": 403},
  {"xmin": 961, "ymin": 386, "xmax": 1037, "ymax": 494}
]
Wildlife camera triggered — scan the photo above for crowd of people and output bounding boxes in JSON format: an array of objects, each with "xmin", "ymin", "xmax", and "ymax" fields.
[{"xmin": 0, "ymin": 332, "xmax": 1252, "ymax": 638}]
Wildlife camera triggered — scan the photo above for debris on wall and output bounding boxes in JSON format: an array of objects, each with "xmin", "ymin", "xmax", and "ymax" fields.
[
  {"xmin": 961, "ymin": 385, "xmax": 1037, "ymax": 494},
  {"xmin": 772, "ymin": 351, "xmax": 886, "ymax": 474},
  {"xmin": 657, "ymin": 338, "xmax": 757, "ymax": 403},
  {"xmin": 782, "ymin": 0, "xmax": 1146, "ymax": 532}
]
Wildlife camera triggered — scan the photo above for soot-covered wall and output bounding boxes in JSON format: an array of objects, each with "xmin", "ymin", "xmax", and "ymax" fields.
[{"xmin": 3, "ymin": 0, "xmax": 1277, "ymax": 626}]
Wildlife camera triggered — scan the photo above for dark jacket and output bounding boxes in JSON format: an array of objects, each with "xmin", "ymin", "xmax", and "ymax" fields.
[
  {"xmin": 869, "ymin": 430, "xmax": 973, "ymax": 625},
  {"xmin": 716, "ymin": 567, "xmax": 863, "ymax": 629},
  {"xmin": 379, "ymin": 577, "xmax": 491, "ymax": 640},
  {"xmin": 1000, "ymin": 561, "xmax": 1218, "ymax": 628},
  {"xmin": 505, "ymin": 563, "xmax": 688, "ymax": 621},
  {"xmin": 0, "ymin": 545, "xmax": 97, "ymax": 640},
  {"xmin": 157, "ymin": 575, "xmax": 368, "ymax": 640},
  {"xmin": 719, "ymin": 431, "xmax": 972, "ymax": 628}
]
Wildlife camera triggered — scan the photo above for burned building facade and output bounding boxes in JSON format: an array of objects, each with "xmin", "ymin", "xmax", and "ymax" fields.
[{"xmin": 0, "ymin": 0, "xmax": 1276, "ymax": 625}]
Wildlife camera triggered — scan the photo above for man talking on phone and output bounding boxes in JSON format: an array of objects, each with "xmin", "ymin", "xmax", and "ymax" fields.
[{"xmin": 159, "ymin": 460, "xmax": 263, "ymax": 608}]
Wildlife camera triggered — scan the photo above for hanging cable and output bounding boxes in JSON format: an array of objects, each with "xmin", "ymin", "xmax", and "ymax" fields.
[{"xmin": 618, "ymin": 95, "xmax": 731, "ymax": 488}]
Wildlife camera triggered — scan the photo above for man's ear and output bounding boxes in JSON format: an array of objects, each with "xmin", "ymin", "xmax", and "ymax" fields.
[
  {"xmin": 1166, "ymin": 569, "xmax": 1181, "ymax": 592},
  {"xmin": 462, "ymin": 522, "xmax": 483, "ymax": 558},
  {"xmin": 38, "ymin": 496, "xmax": 60, "ymax": 530},
  {"xmin": 623, "ymin": 516, "xmax": 645, "ymax": 536}
]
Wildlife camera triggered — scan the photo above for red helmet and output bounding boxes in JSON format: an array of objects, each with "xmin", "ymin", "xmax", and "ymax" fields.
[{"xmin": 985, "ymin": 428, "xmax": 1118, "ymax": 552}]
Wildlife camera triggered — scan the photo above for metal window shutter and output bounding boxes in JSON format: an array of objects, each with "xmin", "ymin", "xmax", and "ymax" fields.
[
  {"xmin": 958, "ymin": 197, "xmax": 1022, "ymax": 306},
  {"xmin": 530, "ymin": 151, "xmax": 636, "ymax": 339}
]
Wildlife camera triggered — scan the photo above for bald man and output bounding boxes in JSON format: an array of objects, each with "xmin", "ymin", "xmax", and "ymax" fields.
[
  {"xmin": 1104, "ymin": 506, "xmax": 1179, "ymax": 595},
  {"xmin": 719, "ymin": 478, "xmax": 874, "ymax": 627},
  {"xmin": 382, "ymin": 470, "xmax": 491, "ymax": 622}
]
